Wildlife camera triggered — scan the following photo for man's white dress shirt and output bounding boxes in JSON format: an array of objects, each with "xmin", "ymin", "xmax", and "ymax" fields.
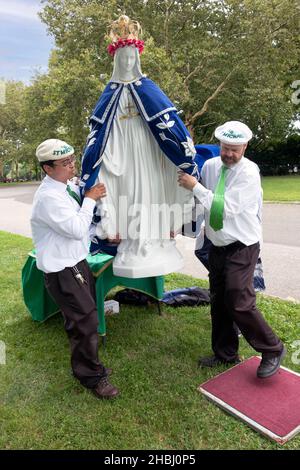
[
  {"xmin": 193, "ymin": 156, "xmax": 262, "ymax": 247},
  {"xmin": 31, "ymin": 175, "xmax": 96, "ymax": 273}
]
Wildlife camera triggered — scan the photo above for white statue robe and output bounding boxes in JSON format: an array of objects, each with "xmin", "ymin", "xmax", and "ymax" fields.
[{"xmin": 95, "ymin": 84, "xmax": 194, "ymax": 259}]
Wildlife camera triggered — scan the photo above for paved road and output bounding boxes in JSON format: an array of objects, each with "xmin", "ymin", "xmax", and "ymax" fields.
[{"xmin": 1, "ymin": 183, "xmax": 299, "ymax": 302}]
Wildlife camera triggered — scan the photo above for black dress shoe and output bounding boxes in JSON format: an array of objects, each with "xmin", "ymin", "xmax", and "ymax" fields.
[
  {"xmin": 257, "ymin": 346, "xmax": 286, "ymax": 379},
  {"xmin": 198, "ymin": 355, "xmax": 241, "ymax": 368},
  {"xmin": 92, "ymin": 376, "xmax": 119, "ymax": 399}
]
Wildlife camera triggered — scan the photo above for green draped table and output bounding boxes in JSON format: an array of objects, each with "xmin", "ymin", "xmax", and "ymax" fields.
[{"xmin": 22, "ymin": 251, "xmax": 164, "ymax": 336}]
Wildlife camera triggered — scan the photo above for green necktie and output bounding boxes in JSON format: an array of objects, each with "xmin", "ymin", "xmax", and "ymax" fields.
[
  {"xmin": 209, "ymin": 166, "xmax": 228, "ymax": 231},
  {"xmin": 66, "ymin": 185, "xmax": 82, "ymax": 206}
]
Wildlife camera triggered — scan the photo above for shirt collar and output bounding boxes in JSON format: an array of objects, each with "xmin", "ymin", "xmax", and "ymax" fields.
[
  {"xmin": 221, "ymin": 155, "xmax": 245, "ymax": 172},
  {"xmin": 44, "ymin": 175, "xmax": 68, "ymax": 192}
]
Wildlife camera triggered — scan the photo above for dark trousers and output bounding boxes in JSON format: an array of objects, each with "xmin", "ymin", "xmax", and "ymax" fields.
[
  {"xmin": 195, "ymin": 235, "xmax": 211, "ymax": 271},
  {"xmin": 44, "ymin": 259, "xmax": 106, "ymax": 389},
  {"xmin": 208, "ymin": 242, "xmax": 283, "ymax": 361}
]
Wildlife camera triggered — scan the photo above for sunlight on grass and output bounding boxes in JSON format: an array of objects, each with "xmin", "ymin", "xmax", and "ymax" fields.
[{"xmin": 262, "ymin": 175, "xmax": 300, "ymax": 202}]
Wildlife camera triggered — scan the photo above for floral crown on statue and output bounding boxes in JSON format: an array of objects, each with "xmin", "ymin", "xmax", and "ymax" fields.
[{"xmin": 107, "ymin": 15, "xmax": 144, "ymax": 56}]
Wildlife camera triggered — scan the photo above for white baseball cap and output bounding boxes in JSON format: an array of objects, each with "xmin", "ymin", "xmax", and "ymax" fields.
[
  {"xmin": 215, "ymin": 121, "xmax": 253, "ymax": 145},
  {"xmin": 36, "ymin": 139, "xmax": 74, "ymax": 162}
]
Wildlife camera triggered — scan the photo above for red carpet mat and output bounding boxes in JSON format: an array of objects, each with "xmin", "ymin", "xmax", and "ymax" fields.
[{"xmin": 198, "ymin": 356, "xmax": 300, "ymax": 444}]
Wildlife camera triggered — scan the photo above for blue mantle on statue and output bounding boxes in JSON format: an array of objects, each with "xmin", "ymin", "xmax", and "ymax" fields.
[{"xmin": 80, "ymin": 76, "xmax": 199, "ymax": 192}]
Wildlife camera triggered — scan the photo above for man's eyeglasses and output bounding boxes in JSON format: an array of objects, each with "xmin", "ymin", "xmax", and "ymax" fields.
[{"xmin": 53, "ymin": 155, "xmax": 76, "ymax": 168}]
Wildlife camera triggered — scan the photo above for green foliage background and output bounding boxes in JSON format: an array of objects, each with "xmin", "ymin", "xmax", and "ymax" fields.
[{"xmin": 0, "ymin": 0, "xmax": 299, "ymax": 178}]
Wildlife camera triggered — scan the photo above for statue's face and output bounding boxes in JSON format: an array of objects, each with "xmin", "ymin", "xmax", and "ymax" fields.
[{"xmin": 118, "ymin": 46, "xmax": 136, "ymax": 72}]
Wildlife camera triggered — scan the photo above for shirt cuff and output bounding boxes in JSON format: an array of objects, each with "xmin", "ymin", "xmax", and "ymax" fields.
[
  {"xmin": 192, "ymin": 182, "xmax": 209, "ymax": 201},
  {"xmin": 82, "ymin": 197, "xmax": 96, "ymax": 212}
]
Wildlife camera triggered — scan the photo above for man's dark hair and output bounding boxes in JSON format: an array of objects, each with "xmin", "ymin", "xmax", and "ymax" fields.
[{"xmin": 40, "ymin": 160, "xmax": 55, "ymax": 173}]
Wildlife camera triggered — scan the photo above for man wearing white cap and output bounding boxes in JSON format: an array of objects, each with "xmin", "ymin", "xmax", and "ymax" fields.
[
  {"xmin": 178, "ymin": 121, "xmax": 285, "ymax": 378},
  {"xmin": 31, "ymin": 139, "xmax": 119, "ymax": 399}
]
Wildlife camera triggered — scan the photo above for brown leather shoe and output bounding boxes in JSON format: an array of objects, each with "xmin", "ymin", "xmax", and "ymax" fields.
[{"xmin": 92, "ymin": 376, "xmax": 119, "ymax": 399}]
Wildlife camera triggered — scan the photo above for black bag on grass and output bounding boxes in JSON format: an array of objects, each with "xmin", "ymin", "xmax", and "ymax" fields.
[
  {"xmin": 161, "ymin": 287, "xmax": 210, "ymax": 307},
  {"xmin": 114, "ymin": 289, "xmax": 154, "ymax": 306}
]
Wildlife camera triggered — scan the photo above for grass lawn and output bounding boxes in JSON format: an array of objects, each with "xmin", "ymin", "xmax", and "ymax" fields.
[
  {"xmin": 0, "ymin": 231, "xmax": 300, "ymax": 450},
  {"xmin": 262, "ymin": 175, "xmax": 300, "ymax": 202}
]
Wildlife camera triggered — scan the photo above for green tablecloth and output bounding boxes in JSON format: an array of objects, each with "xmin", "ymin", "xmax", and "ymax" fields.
[{"xmin": 22, "ymin": 251, "xmax": 164, "ymax": 336}]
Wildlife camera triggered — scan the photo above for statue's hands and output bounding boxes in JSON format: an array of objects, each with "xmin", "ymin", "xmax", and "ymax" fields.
[
  {"xmin": 85, "ymin": 183, "xmax": 107, "ymax": 201},
  {"xmin": 177, "ymin": 171, "xmax": 198, "ymax": 191}
]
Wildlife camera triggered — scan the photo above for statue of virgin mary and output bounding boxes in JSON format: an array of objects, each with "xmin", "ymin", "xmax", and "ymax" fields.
[{"xmin": 81, "ymin": 15, "xmax": 199, "ymax": 278}]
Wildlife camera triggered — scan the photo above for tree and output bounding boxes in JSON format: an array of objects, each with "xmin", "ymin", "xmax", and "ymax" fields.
[
  {"xmin": 0, "ymin": 81, "xmax": 28, "ymax": 179},
  {"xmin": 38, "ymin": 0, "xmax": 299, "ymax": 146}
]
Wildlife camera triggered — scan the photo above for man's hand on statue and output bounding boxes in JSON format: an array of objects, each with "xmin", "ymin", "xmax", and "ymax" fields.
[
  {"xmin": 170, "ymin": 230, "xmax": 179, "ymax": 239},
  {"xmin": 177, "ymin": 171, "xmax": 198, "ymax": 191},
  {"xmin": 85, "ymin": 183, "xmax": 107, "ymax": 201},
  {"xmin": 107, "ymin": 234, "xmax": 121, "ymax": 244}
]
